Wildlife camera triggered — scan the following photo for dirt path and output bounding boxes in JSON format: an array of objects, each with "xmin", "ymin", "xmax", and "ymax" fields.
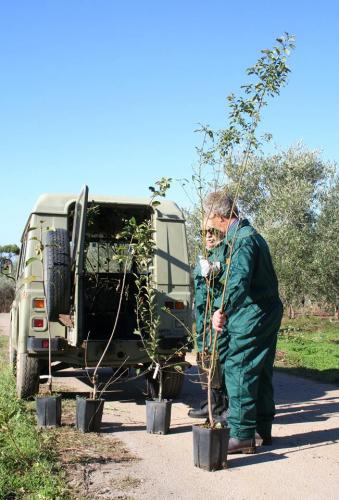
[
  {"xmin": 1, "ymin": 312, "xmax": 338, "ymax": 499},
  {"xmin": 54, "ymin": 357, "xmax": 339, "ymax": 499},
  {"xmin": 0, "ymin": 312, "xmax": 10, "ymax": 336}
]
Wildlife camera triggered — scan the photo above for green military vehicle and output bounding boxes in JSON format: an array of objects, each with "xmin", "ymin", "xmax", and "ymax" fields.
[{"xmin": 7, "ymin": 186, "xmax": 191, "ymax": 398}]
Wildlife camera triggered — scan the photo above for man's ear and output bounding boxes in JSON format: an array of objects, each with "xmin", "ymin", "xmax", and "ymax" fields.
[{"xmin": 218, "ymin": 216, "xmax": 230, "ymax": 231}]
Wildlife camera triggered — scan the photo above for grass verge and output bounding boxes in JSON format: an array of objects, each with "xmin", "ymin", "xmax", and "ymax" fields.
[
  {"xmin": 275, "ymin": 316, "xmax": 339, "ymax": 385},
  {"xmin": 0, "ymin": 337, "xmax": 67, "ymax": 499}
]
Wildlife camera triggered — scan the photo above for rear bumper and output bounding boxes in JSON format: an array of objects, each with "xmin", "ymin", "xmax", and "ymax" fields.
[
  {"xmin": 26, "ymin": 336, "xmax": 191, "ymax": 365},
  {"xmin": 27, "ymin": 337, "xmax": 66, "ymax": 353}
]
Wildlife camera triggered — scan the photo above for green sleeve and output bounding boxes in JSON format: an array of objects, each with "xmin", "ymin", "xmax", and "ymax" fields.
[{"xmin": 214, "ymin": 237, "xmax": 257, "ymax": 316}]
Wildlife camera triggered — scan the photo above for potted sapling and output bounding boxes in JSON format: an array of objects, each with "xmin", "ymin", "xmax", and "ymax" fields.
[
  {"xmin": 132, "ymin": 179, "xmax": 178, "ymax": 434},
  {"xmin": 135, "ymin": 270, "xmax": 173, "ymax": 435},
  {"xmin": 191, "ymin": 34, "xmax": 295, "ymax": 470},
  {"xmin": 75, "ymin": 390, "xmax": 104, "ymax": 433},
  {"xmin": 75, "ymin": 204, "xmax": 134, "ymax": 432}
]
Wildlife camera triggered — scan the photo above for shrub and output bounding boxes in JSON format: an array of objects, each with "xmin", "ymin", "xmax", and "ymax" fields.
[{"xmin": 0, "ymin": 276, "xmax": 15, "ymax": 313}]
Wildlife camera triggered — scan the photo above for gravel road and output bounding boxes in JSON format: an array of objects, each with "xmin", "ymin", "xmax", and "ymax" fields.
[{"xmin": 1, "ymin": 312, "xmax": 338, "ymax": 499}]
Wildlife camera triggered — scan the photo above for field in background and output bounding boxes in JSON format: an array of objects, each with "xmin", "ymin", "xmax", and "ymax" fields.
[{"xmin": 275, "ymin": 316, "xmax": 339, "ymax": 385}]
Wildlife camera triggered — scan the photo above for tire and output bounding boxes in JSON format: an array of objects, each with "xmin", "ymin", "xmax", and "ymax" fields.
[
  {"xmin": 8, "ymin": 331, "xmax": 16, "ymax": 375},
  {"xmin": 16, "ymin": 352, "xmax": 40, "ymax": 399},
  {"xmin": 9, "ymin": 314, "xmax": 18, "ymax": 375},
  {"xmin": 146, "ymin": 367, "xmax": 184, "ymax": 400},
  {"xmin": 44, "ymin": 228, "xmax": 71, "ymax": 321}
]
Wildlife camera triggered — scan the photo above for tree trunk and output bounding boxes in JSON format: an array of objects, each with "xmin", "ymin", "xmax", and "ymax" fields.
[{"xmin": 334, "ymin": 303, "xmax": 339, "ymax": 320}]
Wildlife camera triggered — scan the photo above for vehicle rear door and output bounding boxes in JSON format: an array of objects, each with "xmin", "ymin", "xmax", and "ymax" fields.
[{"xmin": 71, "ymin": 185, "xmax": 88, "ymax": 344}]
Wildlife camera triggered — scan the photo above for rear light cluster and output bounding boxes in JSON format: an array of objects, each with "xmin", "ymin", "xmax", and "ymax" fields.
[
  {"xmin": 32, "ymin": 297, "xmax": 47, "ymax": 331},
  {"xmin": 164, "ymin": 301, "xmax": 185, "ymax": 310}
]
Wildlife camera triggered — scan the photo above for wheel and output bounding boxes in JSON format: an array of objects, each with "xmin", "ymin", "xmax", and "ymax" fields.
[
  {"xmin": 44, "ymin": 228, "xmax": 71, "ymax": 321},
  {"xmin": 16, "ymin": 352, "xmax": 40, "ymax": 399},
  {"xmin": 8, "ymin": 332, "xmax": 16, "ymax": 375},
  {"xmin": 8, "ymin": 313, "xmax": 18, "ymax": 375},
  {"xmin": 145, "ymin": 367, "xmax": 184, "ymax": 400}
]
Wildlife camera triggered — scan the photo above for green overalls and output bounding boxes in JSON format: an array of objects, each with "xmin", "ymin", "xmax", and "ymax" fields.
[
  {"xmin": 214, "ymin": 219, "xmax": 283, "ymax": 439},
  {"xmin": 193, "ymin": 243, "xmax": 229, "ymax": 388}
]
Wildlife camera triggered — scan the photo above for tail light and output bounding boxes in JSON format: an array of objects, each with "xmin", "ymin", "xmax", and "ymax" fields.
[
  {"xmin": 32, "ymin": 317, "xmax": 45, "ymax": 329},
  {"xmin": 33, "ymin": 298, "xmax": 45, "ymax": 310}
]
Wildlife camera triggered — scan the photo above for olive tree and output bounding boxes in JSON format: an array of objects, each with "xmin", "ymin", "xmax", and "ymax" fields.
[
  {"xmin": 313, "ymin": 176, "xmax": 339, "ymax": 316},
  {"xmin": 224, "ymin": 144, "xmax": 334, "ymax": 315},
  {"xmin": 0, "ymin": 244, "xmax": 19, "ymax": 312}
]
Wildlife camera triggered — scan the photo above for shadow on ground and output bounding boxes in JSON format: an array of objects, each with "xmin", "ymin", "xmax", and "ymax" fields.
[
  {"xmin": 54, "ymin": 363, "xmax": 339, "ymax": 460},
  {"xmin": 275, "ymin": 366, "xmax": 339, "ymax": 386}
]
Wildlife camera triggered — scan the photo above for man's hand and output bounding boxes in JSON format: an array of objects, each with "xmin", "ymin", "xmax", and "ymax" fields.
[
  {"xmin": 199, "ymin": 257, "xmax": 211, "ymax": 277},
  {"xmin": 212, "ymin": 309, "xmax": 227, "ymax": 332}
]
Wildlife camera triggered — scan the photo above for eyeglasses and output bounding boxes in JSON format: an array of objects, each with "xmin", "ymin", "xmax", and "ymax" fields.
[{"xmin": 200, "ymin": 228, "xmax": 225, "ymax": 238}]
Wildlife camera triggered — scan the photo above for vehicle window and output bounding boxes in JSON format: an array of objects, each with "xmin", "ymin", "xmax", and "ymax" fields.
[{"xmin": 17, "ymin": 234, "xmax": 28, "ymax": 277}]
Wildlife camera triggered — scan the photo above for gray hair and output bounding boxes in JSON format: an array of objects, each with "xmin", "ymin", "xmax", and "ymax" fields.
[{"xmin": 203, "ymin": 190, "xmax": 239, "ymax": 218}]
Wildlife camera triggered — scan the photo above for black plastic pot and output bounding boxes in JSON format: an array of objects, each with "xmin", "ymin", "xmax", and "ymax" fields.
[
  {"xmin": 76, "ymin": 397, "xmax": 105, "ymax": 433},
  {"xmin": 146, "ymin": 399, "xmax": 172, "ymax": 435},
  {"xmin": 36, "ymin": 395, "xmax": 62, "ymax": 428},
  {"xmin": 193, "ymin": 424, "xmax": 229, "ymax": 471}
]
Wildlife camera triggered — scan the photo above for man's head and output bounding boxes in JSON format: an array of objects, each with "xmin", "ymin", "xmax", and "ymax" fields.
[{"xmin": 203, "ymin": 190, "xmax": 239, "ymax": 234}]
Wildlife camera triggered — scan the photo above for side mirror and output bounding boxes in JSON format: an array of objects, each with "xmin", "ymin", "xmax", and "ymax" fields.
[{"xmin": 0, "ymin": 257, "xmax": 13, "ymax": 276}]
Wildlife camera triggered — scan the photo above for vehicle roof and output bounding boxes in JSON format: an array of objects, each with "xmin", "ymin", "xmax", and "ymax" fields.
[{"xmin": 32, "ymin": 193, "xmax": 184, "ymax": 219}]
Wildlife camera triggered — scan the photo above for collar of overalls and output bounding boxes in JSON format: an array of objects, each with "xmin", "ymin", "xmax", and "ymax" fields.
[{"xmin": 225, "ymin": 218, "xmax": 250, "ymax": 243}]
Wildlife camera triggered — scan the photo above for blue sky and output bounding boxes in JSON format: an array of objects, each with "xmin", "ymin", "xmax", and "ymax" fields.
[{"xmin": 1, "ymin": 0, "xmax": 338, "ymax": 244}]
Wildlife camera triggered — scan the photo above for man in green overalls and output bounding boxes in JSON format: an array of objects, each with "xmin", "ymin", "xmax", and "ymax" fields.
[
  {"xmin": 188, "ymin": 221, "xmax": 229, "ymax": 420},
  {"xmin": 206, "ymin": 191, "xmax": 283, "ymax": 454}
]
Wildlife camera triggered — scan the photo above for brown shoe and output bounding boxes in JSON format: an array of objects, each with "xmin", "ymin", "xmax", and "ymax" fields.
[
  {"xmin": 255, "ymin": 432, "xmax": 272, "ymax": 446},
  {"xmin": 228, "ymin": 437, "xmax": 256, "ymax": 454}
]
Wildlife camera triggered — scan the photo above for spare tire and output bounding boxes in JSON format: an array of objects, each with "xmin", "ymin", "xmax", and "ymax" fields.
[{"xmin": 44, "ymin": 228, "xmax": 71, "ymax": 321}]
